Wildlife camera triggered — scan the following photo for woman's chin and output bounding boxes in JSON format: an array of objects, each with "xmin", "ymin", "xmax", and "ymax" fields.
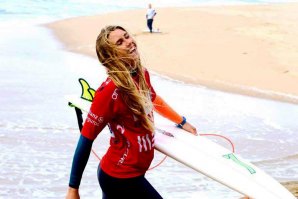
[{"xmin": 132, "ymin": 51, "xmax": 139, "ymax": 58}]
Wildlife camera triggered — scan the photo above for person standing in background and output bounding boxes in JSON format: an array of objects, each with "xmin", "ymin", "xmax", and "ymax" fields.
[{"xmin": 146, "ymin": 3, "xmax": 157, "ymax": 33}]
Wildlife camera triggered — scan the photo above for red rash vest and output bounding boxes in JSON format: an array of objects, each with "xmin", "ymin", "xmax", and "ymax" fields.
[{"xmin": 81, "ymin": 70, "xmax": 156, "ymax": 178}]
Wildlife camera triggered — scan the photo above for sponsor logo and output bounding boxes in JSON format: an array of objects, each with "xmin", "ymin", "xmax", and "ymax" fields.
[
  {"xmin": 117, "ymin": 140, "xmax": 130, "ymax": 165},
  {"xmin": 116, "ymin": 125, "xmax": 125, "ymax": 134},
  {"xmin": 86, "ymin": 110, "xmax": 104, "ymax": 126},
  {"xmin": 155, "ymin": 128, "xmax": 174, "ymax": 137},
  {"xmin": 112, "ymin": 89, "xmax": 118, "ymax": 100},
  {"xmin": 105, "ymin": 79, "xmax": 111, "ymax": 85},
  {"xmin": 223, "ymin": 153, "xmax": 256, "ymax": 174},
  {"xmin": 137, "ymin": 134, "xmax": 153, "ymax": 152}
]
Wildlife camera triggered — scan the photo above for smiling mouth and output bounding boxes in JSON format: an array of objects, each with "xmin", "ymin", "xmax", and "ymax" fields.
[
  {"xmin": 129, "ymin": 46, "xmax": 136, "ymax": 54},
  {"xmin": 128, "ymin": 42, "xmax": 138, "ymax": 54}
]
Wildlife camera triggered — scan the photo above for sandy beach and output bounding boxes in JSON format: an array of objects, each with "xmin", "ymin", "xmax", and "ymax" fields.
[
  {"xmin": 46, "ymin": 3, "xmax": 298, "ymax": 104},
  {"xmin": 46, "ymin": 3, "xmax": 298, "ymax": 197}
]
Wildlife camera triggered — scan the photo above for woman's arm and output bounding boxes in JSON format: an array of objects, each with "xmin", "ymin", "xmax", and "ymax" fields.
[
  {"xmin": 66, "ymin": 135, "xmax": 94, "ymax": 198},
  {"xmin": 65, "ymin": 187, "xmax": 79, "ymax": 199},
  {"xmin": 153, "ymin": 95, "xmax": 197, "ymax": 135}
]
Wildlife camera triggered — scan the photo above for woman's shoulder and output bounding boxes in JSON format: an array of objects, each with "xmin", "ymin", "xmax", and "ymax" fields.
[
  {"xmin": 96, "ymin": 77, "xmax": 116, "ymax": 94},
  {"xmin": 143, "ymin": 68, "xmax": 152, "ymax": 81},
  {"xmin": 143, "ymin": 67, "xmax": 150, "ymax": 75}
]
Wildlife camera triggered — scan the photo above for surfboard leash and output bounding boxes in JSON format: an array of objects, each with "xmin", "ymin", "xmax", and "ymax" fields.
[{"xmin": 200, "ymin": 133, "xmax": 235, "ymax": 153}]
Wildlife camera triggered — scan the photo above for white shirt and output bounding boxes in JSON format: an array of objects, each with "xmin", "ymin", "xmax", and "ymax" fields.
[{"xmin": 146, "ymin": 8, "xmax": 156, "ymax": 19}]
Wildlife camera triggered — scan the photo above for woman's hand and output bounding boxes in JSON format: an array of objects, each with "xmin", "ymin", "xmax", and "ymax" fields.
[
  {"xmin": 182, "ymin": 122, "xmax": 198, "ymax": 135},
  {"xmin": 66, "ymin": 187, "xmax": 80, "ymax": 199}
]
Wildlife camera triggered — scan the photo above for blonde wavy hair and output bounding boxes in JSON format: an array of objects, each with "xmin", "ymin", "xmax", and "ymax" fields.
[{"xmin": 96, "ymin": 25, "xmax": 154, "ymax": 132}]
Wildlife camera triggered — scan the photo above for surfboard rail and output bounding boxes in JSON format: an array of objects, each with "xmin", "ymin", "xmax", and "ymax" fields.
[{"xmin": 66, "ymin": 94, "xmax": 295, "ymax": 199}]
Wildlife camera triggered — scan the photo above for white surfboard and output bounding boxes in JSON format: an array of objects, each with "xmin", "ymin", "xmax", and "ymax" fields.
[{"xmin": 66, "ymin": 95, "xmax": 295, "ymax": 199}]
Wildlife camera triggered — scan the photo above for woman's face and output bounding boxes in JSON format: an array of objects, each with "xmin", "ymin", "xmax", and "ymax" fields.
[{"xmin": 108, "ymin": 28, "xmax": 139, "ymax": 60}]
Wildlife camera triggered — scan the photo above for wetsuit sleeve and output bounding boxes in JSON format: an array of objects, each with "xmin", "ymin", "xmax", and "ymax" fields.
[
  {"xmin": 69, "ymin": 135, "xmax": 93, "ymax": 189},
  {"xmin": 153, "ymin": 95, "xmax": 183, "ymax": 124}
]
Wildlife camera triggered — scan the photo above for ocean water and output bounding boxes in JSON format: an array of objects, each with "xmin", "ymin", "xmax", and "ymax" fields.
[{"xmin": 1, "ymin": 0, "xmax": 298, "ymax": 198}]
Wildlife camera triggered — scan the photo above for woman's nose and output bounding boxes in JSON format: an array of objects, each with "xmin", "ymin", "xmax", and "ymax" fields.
[{"xmin": 124, "ymin": 38, "xmax": 132, "ymax": 47}]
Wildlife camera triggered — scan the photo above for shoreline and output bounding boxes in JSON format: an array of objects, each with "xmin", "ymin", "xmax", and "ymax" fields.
[
  {"xmin": 45, "ymin": 4, "xmax": 298, "ymax": 196},
  {"xmin": 46, "ymin": 3, "xmax": 298, "ymax": 104},
  {"xmin": 46, "ymin": 3, "xmax": 298, "ymax": 105}
]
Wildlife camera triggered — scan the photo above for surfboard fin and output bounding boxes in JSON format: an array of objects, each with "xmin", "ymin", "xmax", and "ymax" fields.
[{"xmin": 79, "ymin": 78, "xmax": 95, "ymax": 102}]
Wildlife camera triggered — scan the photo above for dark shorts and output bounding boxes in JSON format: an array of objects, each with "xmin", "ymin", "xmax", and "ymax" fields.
[{"xmin": 97, "ymin": 167, "xmax": 163, "ymax": 199}]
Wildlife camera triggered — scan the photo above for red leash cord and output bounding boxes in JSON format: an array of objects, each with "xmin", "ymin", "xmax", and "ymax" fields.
[{"xmin": 200, "ymin": 133, "xmax": 235, "ymax": 153}]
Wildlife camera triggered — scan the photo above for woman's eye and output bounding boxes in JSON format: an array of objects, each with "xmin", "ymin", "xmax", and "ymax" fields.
[{"xmin": 116, "ymin": 40, "xmax": 123, "ymax": 45}]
